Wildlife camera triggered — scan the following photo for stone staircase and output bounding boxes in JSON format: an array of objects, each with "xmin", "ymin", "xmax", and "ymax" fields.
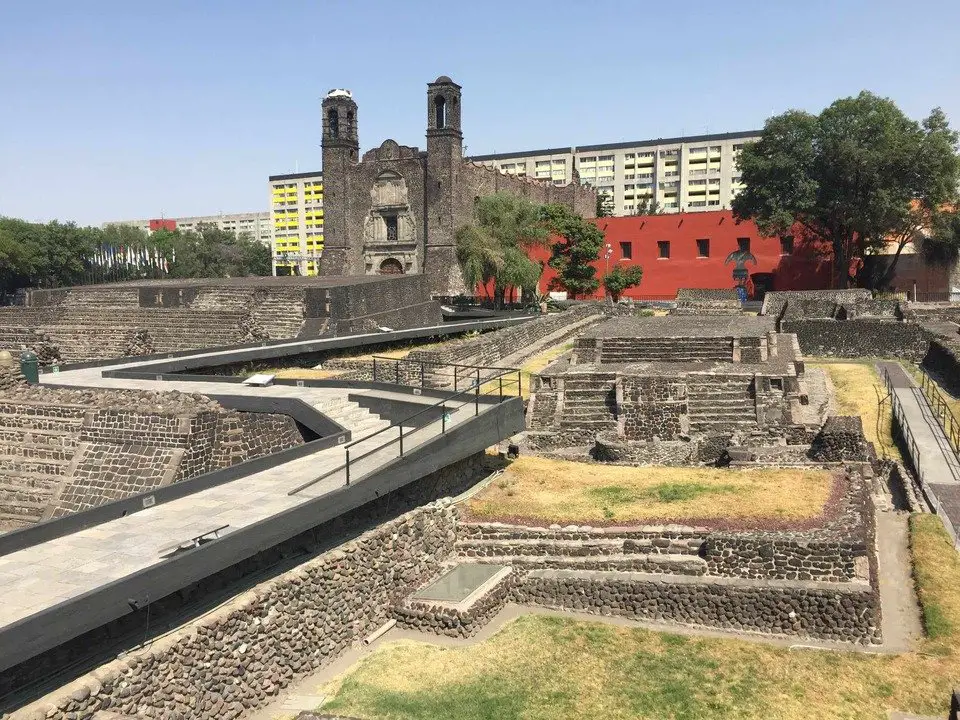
[
  {"xmin": 559, "ymin": 373, "xmax": 618, "ymax": 433},
  {"xmin": 598, "ymin": 337, "xmax": 732, "ymax": 363},
  {"xmin": 307, "ymin": 394, "xmax": 394, "ymax": 441},
  {"xmin": 0, "ymin": 326, "xmax": 47, "ymax": 353},
  {"xmin": 685, "ymin": 376, "xmax": 756, "ymax": 432},
  {"xmin": 0, "ymin": 401, "xmax": 85, "ymax": 531},
  {"xmin": 251, "ymin": 289, "xmax": 306, "ymax": 339},
  {"xmin": 455, "ymin": 525, "xmax": 708, "ymax": 575}
]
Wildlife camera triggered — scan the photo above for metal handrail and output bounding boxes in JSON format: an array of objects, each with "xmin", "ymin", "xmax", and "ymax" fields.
[
  {"xmin": 884, "ymin": 367, "xmax": 960, "ymax": 549},
  {"xmin": 288, "ymin": 359, "xmax": 522, "ymax": 496},
  {"xmin": 918, "ymin": 367, "xmax": 960, "ymax": 459}
]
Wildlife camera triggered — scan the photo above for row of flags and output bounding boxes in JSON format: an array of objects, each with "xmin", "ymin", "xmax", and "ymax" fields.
[{"xmin": 88, "ymin": 246, "xmax": 176, "ymax": 273}]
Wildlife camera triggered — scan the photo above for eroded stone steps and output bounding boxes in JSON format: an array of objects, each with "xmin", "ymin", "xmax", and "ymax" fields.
[
  {"xmin": 0, "ymin": 427, "xmax": 79, "ymax": 449},
  {"xmin": 456, "ymin": 536, "xmax": 704, "ymax": 557},
  {"xmin": 0, "ymin": 413, "xmax": 84, "ymax": 432},
  {"xmin": 0, "ymin": 441, "xmax": 74, "ymax": 462},
  {"xmin": 0, "ymin": 454, "xmax": 70, "ymax": 476},
  {"xmin": 467, "ymin": 553, "xmax": 707, "ymax": 575}
]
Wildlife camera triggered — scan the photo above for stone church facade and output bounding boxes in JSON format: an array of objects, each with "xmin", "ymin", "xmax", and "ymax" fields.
[{"xmin": 320, "ymin": 76, "xmax": 597, "ymax": 296}]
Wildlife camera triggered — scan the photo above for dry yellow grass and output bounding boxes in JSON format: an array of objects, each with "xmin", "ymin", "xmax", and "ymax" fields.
[
  {"xmin": 809, "ymin": 360, "xmax": 902, "ymax": 461},
  {"xmin": 465, "ymin": 455, "xmax": 832, "ymax": 524},
  {"xmin": 270, "ymin": 367, "xmax": 344, "ymax": 380},
  {"xmin": 313, "ymin": 515, "xmax": 960, "ymax": 720},
  {"xmin": 479, "ymin": 342, "xmax": 573, "ymax": 399}
]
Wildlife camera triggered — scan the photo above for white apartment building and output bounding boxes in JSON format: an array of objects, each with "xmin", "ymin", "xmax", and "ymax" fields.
[
  {"xmin": 103, "ymin": 212, "xmax": 273, "ymax": 246},
  {"xmin": 268, "ymin": 171, "xmax": 324, "ymax": 277},
  {"xmin": 469, "ymin": 130, "xmax": 760, "ymax": 216}
]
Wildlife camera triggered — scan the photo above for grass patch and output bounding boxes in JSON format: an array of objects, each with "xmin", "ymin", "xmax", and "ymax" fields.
[
  {"xmin": 480, "ymin": 342, "xmax": 573, "ymax": 400},
  {"xmin": 314, "ymin": 515, "xmax": 960, "ymax": 720},
  {"xmin": 809, "ymin": 360, "xmax": 902, "ymax": 462},
  {"xmin": 587, "ymin": 482, "xmax": 739, "ymax": 506},
  {"xmin": 466, "ymin": 455, "xmax": 831, "ymax": 524}
]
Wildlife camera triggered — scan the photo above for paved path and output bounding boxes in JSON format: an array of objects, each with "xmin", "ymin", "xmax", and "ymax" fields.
[
  {"xmin": 0, "ymin": 362, "xmax": 490, "ymax": 632},
  {"xmin": 877, "ymin": 362, "xmax": 960, "ymax": 546}
]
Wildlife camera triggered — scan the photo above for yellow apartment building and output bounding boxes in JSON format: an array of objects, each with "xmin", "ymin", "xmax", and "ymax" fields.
[{"xmin": 268, "ymin": 171, "xmax": 323, "ymax": 276}]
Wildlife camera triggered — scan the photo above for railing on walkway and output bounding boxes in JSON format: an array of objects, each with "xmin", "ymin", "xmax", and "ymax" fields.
[
  {"xmin": 288, "ymin": 361, "xmax": 522, "ymax": 496},
  {"xmin": 371, "ymin": 355, "xmax": 521, "ymax": 393},
  {"xmin": 884, "ymin": 366, "xmax": 960, "ymax": 549},
  {"xmin": 918, "ymin": 367, "xmax": 960, "ymax": 460},
  {"xmin": 883, "ymin": 367, "xmax": 922, "ymax": 480}
]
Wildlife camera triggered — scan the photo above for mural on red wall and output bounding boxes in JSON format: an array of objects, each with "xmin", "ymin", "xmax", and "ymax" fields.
[{"xmin": 478, "ymin": 210, "xmax": 839, "ymax": 301}]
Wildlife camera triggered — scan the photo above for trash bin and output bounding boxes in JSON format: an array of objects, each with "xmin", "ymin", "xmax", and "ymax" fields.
[{"xmin": 19, "ymin": 351, "xmax": 39, "ymax": 384}]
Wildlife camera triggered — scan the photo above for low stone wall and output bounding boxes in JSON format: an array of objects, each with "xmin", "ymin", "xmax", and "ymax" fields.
[
  {"xmin": 761, "ymin": 289, "xmax": 872, "ymax": 318},
  {"xmin": 407, "ymin": 306, "xmax": 599, "ymax": 373},
  {"xmin": 922, "ymin": 338, "xmax": 960, "ymax": 396},
  {"xmin": 513, "ymin": 570, "xmax": 880, "ymax": 644},
  {"xmin": 781, "ymin": 318, "xmax": 931, "ymax": 360},
  {"xmin": 809, "ymin": 416, "xmax": 871, "ymax": 462},
  {"xmin": 392, "ymin": 569, "xmax": 519, "ymax": 638}
]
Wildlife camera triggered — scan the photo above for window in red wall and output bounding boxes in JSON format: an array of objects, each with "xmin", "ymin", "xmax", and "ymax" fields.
[
  {"xmin": 737, "ymin": 237, "xmax": 751, "ymax": 253},
  {"xmin": 780, "ymin": 235, "xmax": 794, "ymax": 255},
  {"xmin": 658, "ymin": 241, "xmax": 670, "ymax": 259},
  {"xmin": 620, "ymin": 241, "xmax": 632, "ymax": 259},
  {"xmin": 696, "ymin": 238, "xmax": 710, "ymax": 257}
]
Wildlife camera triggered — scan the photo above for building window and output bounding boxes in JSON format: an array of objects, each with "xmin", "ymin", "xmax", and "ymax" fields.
[
  {"xmin": 385, "ymin": 215, "xmax": 398, "ymax": 242},
  {"xmin": 697, "ymin": 239, "xmax": 710, "ymax": 257},
  {"xmin": 737, "ymin": 237, "xmax": 751, "ymax": 253},
  {"xmin": 780, "ymin": 235, "xmax": 794, "ymax": 255},
  {"xmin": 620, "ymin": 241, "xmax": 632, "ymax": 259},
  {"xmin": 658, "ymin": 241, "xmax": 670, "ymax": 259}
]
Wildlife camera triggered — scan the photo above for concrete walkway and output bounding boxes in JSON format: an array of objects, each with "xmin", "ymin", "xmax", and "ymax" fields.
[
  {"xmin": 0, "ymin": 362, "xmax": 493, "ymax": 633},
  {"xmin": 877, "ymin": 362, "xmax": 960, "ymax": 547}
]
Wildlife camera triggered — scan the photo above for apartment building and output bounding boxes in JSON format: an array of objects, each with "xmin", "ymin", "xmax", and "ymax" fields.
[
  {"xmin": 268, "ymin": 171, "xmax": 323, "ymax": 276},
  {"xmin": 103, "ymin": 212, "xmax": 273, "ymax": 245},
  {"xmin": 469, "ymin": 130, "xmax": 760, "ymax": 216}
]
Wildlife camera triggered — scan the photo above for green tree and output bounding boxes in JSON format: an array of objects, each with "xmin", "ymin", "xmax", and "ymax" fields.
[
  {"xmin": 733, "ymin": 93, "xmax": 960, "ymax": 288},
  {"xmin": 602, "ymin": 264, "xmax": 644, "ymax": 302},
  {"xmin": 632, "ymin": 197, "xmax": 663, "ymax": 216},
  {"xmin": 454, "ymin": 192, "xmax": 550, "ymax": 305},
  {"xmin": 543, "ymin": 204, "xmax": 604, "ymax": 298},
  {"xmin": 596, "ymin": 192, "xmax": 613, "ymax": 218},
  {"xmin": 160, "ymin": 224, "xmax": 271, "ymax": 279},
  {"xmin": 0, "ymin": 218, "xmax": 99, "ymax": 295}
]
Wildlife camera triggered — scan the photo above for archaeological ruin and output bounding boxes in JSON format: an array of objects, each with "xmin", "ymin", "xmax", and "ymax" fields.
[{"xmin": 0, "ymin": 285, "xmax": 959, "ymax": 719}]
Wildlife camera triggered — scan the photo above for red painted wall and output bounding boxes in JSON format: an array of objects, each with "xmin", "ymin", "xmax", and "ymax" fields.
[
  {"xmin": 148, "ymin": 219, "xmax": 177, "ymax": 232},
  {"xmin": 482, "ymin": 210, "xmax": 835, "ymax": 301}
]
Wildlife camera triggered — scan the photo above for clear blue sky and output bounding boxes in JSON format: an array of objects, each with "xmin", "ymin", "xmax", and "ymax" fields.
[{"xmin": 1, "ymin": 0, "xmax": 958, "ymax": 226}]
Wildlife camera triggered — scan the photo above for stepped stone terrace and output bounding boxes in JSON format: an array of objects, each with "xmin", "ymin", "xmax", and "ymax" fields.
[{"xmin": 528, "ymin": 315, "xmax": 825, "ymax": 458}]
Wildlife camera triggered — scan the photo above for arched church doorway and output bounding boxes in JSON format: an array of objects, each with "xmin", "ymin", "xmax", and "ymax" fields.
[{"xmin": 378, "ymin": 258, "xmax": 404, "ymax": 275}]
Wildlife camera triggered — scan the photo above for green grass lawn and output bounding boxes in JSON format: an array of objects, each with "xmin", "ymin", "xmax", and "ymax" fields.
[{"xmin": 318, "ymin": 515, "xmax": 959, "ymax": 720}]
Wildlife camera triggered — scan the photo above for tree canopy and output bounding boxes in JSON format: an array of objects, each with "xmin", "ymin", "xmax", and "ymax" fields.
[
  {"xmin": 454, "ymin": 192, "xmax": 549, "ymax": 305},
  {"xmin": 732, "ymin": 92, "xmax": 960, "ymax": 288},
  {"xmin": 0, "ymin": 217, "xmax": 271, "ymax": 299},
  {"xmin": 920, "ymin": 210, "xmax": 960, "ymax": 268},
  {"xmin": 602, "ymin": 264, "xmax": 643, "ymax": 302},
  {"xmin": 543, "ymin": 204, "xmax": 604, "ymax": 298}
]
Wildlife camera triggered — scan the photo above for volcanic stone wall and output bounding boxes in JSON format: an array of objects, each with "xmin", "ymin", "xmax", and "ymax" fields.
[
  {"xmin": 405, "ymin": 306, "xmax": 600, "ymax": 378},
  {"xmin": 923, "ymin": 338, "xmax": 960, "ymax": 396},
  {"xmin": 3, "ymin": 451, "xmax": 484, "ymax": 720},
  {"xmin": 781, "ymin": 317, "xmax": 931, "ymax": 360},
  {"xmin": 513, "ymin": 571, "xmax": 879, "ymax": 643}
]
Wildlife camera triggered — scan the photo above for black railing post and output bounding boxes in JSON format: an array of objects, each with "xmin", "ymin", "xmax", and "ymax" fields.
[
  {"xmin": 345, "ymin": 448, "xmax": 351, "ymax": 486},
  {"xmin": 499, "ymin": 375, "xmax": 503, "ymax": 400},
  {"xmin": 399, "ymin": 424, "xmax": 404, "ymax": 455},
  {"xmin": 453, "ymin": 366, "xmax": 458, "ymax": 392},
  {"xmin": 475, "ymin": 367, "xmax": 480, "ymax": 416},
  {"xmin": 420, "ymin": 362, "xmax": 425, "ymax": 388},
  {"xmin": 442, "ymin": 402, "xmax": 447, "ymax": 432}
]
